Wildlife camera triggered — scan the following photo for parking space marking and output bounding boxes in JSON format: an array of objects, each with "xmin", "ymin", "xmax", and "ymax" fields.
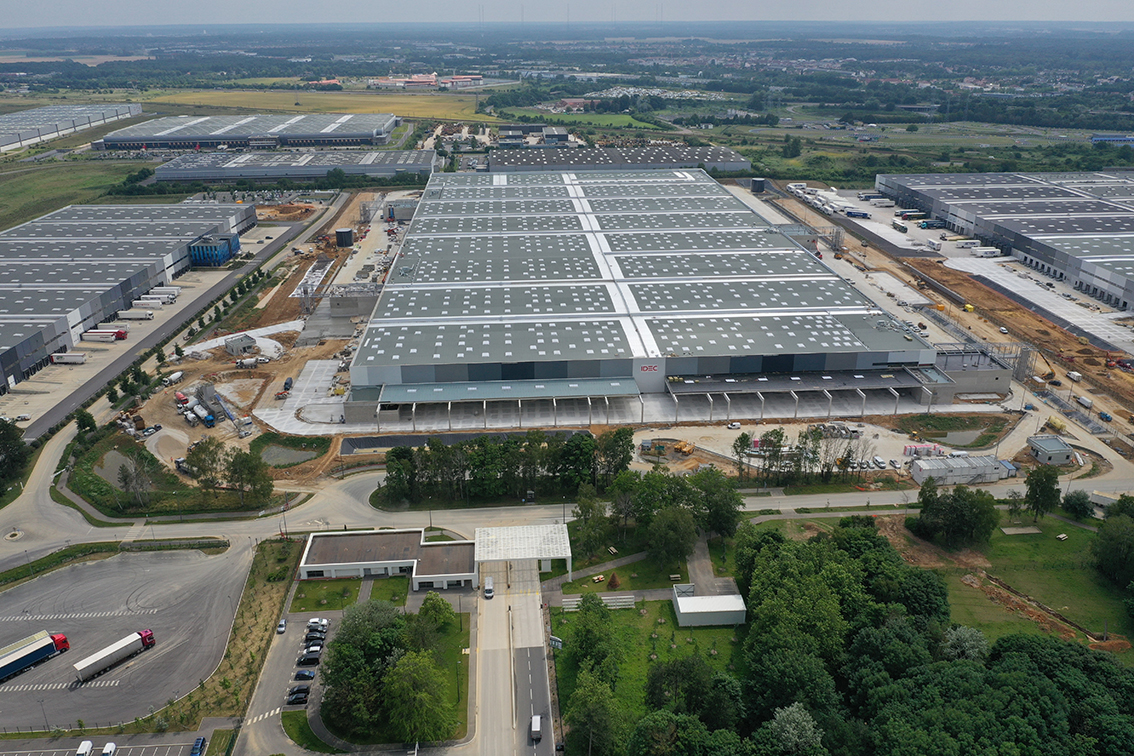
[
  {"xmin": 0, "ymin": 679, "xmax": 120, "ymax": 692},
  {"xmin": 0, "ymin": 609, "xmax": 160, "ymax": 621},
  {"xmin": 0, "ymin": 747, "xmax": 191, "ymax": 756},
  {"xmin": 246, "ymin": 706, "xmax": 282, "ymax": 724}
]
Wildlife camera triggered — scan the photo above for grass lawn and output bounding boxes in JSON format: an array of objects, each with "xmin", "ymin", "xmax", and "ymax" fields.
[
  {"xmin": 500, "ymin": 108, "xmax": 660, "ymax": 129},
  {"xmin": 148, "ymin": 90, "xmax": 495, "ymax": 121},
  {"xmin": 290, "ymin": 579, "xmax": 362, "ymax": 613},
  {"xmin": 553, "ymin": 600, "xmax": 742, "ymax": 721},
  {"xmin": 368, "ymin": 576, "xmax": 409, "ymax": 607},
  {"xmin": 979, "ymin": 516, "xmax": 1134, "ymax": 650},
  {"xmin": 203, "ymin": 729, "xmax": 234, "ymax": 756},
  {"xmin": 942, "ymin": 570, "xmax": 1051, "ymax": 643},
  {"xmin": 282, "ymin": 711, "xmax": 343, "ymax": 753},
  {"xmin": 560, "ymin": 556, "xmax": 684, "ymax": 594},
  {"xmin": 707, "ymin": 536, "xmax": 736, "ymax": 577},
  {"xmin": 895, "ymin": 413, "xmax": 1014, "ymax": 449},
  {"xmin": 0, "ymin": 160, "xmax": 139, "ymax": 231}
]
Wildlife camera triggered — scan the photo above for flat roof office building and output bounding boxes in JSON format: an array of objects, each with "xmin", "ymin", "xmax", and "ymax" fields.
[
  {"xmin": 154, "ymin": 150, "xmax": 438, "ymax": 182},
  {"xmin": 0, "ymin": 104, "xmax": 142, "ymax": 152},
  {"xmin": 0, "ymin": 203, "xmax": 255, "ymax": 390},
  {"xmin": 95, "ymin": 113, "xmax": 400, "ymax": 150},
  {"xmin": 346, "ymin": 169, "xmax": 937, "ymax": 425},
  {"xmin": 876, "ymin": 170, "xmax": 1134, "ymax": 311}
]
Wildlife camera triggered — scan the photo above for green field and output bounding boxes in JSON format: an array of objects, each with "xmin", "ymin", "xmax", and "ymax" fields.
[
  {"xmin": 282, "ymin": 711, "xmax": 343, "ymax": 753},
  {"xmin": 149, "ymin": 89, "xmax": 495, "ymax": 122},
  {"xmin": 0, "ymin": 160, "xmax": 140, "ymax": 231},
  {"xmin": 553, "ymin": 600, "xmax": 741, "ymax": 721},
  {"xmin": 290, "ymin": 579, "xmax": 363, "ymax": 613},
  {"xmin": 501, "ymin": 108, "xmax": 659, "ymax": 129}
]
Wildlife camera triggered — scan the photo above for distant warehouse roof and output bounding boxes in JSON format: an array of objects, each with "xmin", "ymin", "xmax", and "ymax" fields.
[
  {"xmin": 0, "ymin": 104, "xmax": 141, "ymax": 153},
  {"xmin": 95, "ymin": 113, "xmax": 400, "ymax": 150},
  {"xmin": 488, "ymin": 145, "xmax": 750, "ymax": 173},
  {"xmin": 155, "ymin": 150, "xmax": 439, "ymax": 182}
]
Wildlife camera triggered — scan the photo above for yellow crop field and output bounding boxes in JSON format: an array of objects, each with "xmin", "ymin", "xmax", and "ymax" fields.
[{"xmin": 147, "ymin": 90, "xmax": 498, "ymax": 122}]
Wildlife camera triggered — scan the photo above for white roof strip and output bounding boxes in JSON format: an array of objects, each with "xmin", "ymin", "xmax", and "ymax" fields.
[
  {"xmin": 209, "ymin": 116, "xmax": 257, "ymax": 135},
  {"xmin": 320, "ymin": 114, "xmax": 354, "ymax": 133},
  {"xmin": 154, "ymin": 117, "xmax": 210, "ymax": 136},
  {"xmin": 267, "ymin": 115, "xmax": 306, "ymax": 133}
]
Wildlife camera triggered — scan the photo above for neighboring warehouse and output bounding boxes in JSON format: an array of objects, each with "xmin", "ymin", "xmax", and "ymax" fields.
[
  {"xmin": 0, "ymin": 104, "xmax": 142, "ymax": 152},
  {"xmin": 94, "ymin": 113, "xmax": 401, "ymax": 150},
  {"xmin": 876, "ymin": 170, "xmax": 1134, "ymax": 311},
  {"xmin": 0, "ymin": 203, "xmax": 254, "ymax": 391},
  {"xmin": 487, "ymin": 145, "xmax": 751, "ymax": 173},
  {"xmin": 154, "ymin": 150, "xmax": 439, "ymax": 183},
  {"xmin": 346, "ymin": 169, "xmax": 939, "ymax": 425}
]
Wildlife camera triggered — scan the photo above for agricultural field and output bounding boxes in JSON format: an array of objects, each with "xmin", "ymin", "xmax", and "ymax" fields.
[
  {"xmin": 147, "ymin": 89, "xmax": 496, "ymax": 122},
  {"xmin": 0, "ymin": 160, "xmax": 141, "ymax": 232},
  {"xmin": 499, "ymin": 108, "xmax": 660, "ymax": 129}
]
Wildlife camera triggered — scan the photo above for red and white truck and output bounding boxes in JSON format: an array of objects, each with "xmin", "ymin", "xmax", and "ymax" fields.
[{"xmin": 73, "ymin": 630, "xmax": 155, "ymax": 683}]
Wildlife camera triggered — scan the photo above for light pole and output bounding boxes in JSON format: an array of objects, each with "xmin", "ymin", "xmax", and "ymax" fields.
[{"xmin": 37, "ymin": 698, "xmax": 48, "ymax": 731}]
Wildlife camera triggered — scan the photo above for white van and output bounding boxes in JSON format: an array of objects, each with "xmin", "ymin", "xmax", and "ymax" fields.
[
  {"xmin": 75, "ymin": 742, "xmax": 93, "ymax": 756},
  {"xmin": 101, "ymin": 744, "xmax": 117, "ymax": 756},
  {"xmin": 530, "ymin": 714, "xmax": 542, "ymax": 742},
  {"xmin": 484, "ymin": 577, "xmax": 494, "ymax": 599}
]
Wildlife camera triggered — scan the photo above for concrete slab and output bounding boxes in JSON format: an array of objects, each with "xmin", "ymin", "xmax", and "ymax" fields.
[{"xmin": 1001, "ymin": 526, "xmax": 1043, "ymax": 535}]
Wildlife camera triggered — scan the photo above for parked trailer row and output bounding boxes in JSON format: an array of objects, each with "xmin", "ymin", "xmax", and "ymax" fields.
[
  {"xmin": 51, "ymin": 352, "xmax": 87, "ymax": 365},
  {"xmin": 0, "ymin": 631, "xmax": 70, "ymax": 682},
  {"xmin": 138, "ymin": 294, "xmax": 175, "ymax": 305},
  {"xmin": 73, "ymin": 629, "xmax": 155, "ymax": 683},
  {"xmin": 117, "ymin": 310, "xmax": 155, "ymax": 320}
]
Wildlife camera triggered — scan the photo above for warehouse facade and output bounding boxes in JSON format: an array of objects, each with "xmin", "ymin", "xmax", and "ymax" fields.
[
  {"xmin": 488, "ymin": 146, "xmax": 750, "ymax": 173},
  {"xmin": 154, "ymin": 150, "xmax": 439, "ymax": 182},
  {"xmin": 346, "ymin": 169, "xmax": 938, "ymax": 424},
  {"xmin": 0, "ymin": 104, "xmax": 141, "ymax": 152},
  {"xmin": 876, "ymin": 170, "xmax": 1134, "ymax": 311},
  {"xmin": 95, "ymin": 113, "xmax": 400, "ymax": 151},
  {"xmin": 0, "ymin": 203, "xmax": 255, "ymax": 390}
]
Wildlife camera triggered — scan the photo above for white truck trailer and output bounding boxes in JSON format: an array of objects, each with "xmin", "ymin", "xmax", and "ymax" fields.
[{"xmin": 72, "ymin": 630, "xmax": 155, "ymax": 683}]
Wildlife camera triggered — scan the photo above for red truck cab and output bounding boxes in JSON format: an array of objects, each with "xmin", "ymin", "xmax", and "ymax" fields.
[
  {"xmin": 174, "ymin": 392, "xmax": 188, "ymax": 406},
  {"xmin": 51, "ymin": 633, "xmax": 70, "ymax": 652},
  {"xmin": 138, "ymin": 629, "xmax": 155, "ymax": 649}
]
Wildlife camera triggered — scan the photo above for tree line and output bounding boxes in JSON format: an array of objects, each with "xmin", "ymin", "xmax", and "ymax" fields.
[
  {"xmin": 563, "ymin": 515, "xmax": 1134, "ymax": 755},
  {"xmin": 382, "ymin": 428, "xmax": 634, "ymax": 505}
]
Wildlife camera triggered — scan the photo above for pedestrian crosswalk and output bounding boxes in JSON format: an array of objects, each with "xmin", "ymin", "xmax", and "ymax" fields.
[
  {"xmin": 0, "ymin": 679, "xmax": 119, "ymax": 692},
  {"xmin": 123, "ymin": 522, "xmax": 146, "ymax": 541},
  {"xmin": 0, "ymin": 609, "xmax": 159, "ymax": 622},
  {"xmin": 246, "ymin": 707, "xmax": 281, "ymax": 725}
]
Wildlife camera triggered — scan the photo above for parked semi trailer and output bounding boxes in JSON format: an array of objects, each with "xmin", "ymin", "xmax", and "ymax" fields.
[
  {"xmin": 133, "ymin": 300, "xmax": 163, "ymax": 310},
  {"xmin": 117, "ymin": 310, "xmax": 155, "ymax": 321},
  {"xmin": 0, "ymin": 630, "xmax": 70, "ymax": 681},
  {"xmin": 73, "ymin": 630, "xmax": 155, "ymax": 683},
  {"xmin": 50, "ymin": 352, "xmax": 87, "ymax": 365},
  {"xmin": 81, "ymin": 330, "xmax": 127, "ymax": 343}
]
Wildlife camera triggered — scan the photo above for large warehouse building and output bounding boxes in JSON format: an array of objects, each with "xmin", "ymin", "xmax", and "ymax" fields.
[
  {"xmin": 0, "ymin": 104, "xmax": 141, "ymax": 152},
  {"xmin": 346, "ymin": 169, "xmax": 940, "ymax": 426},
  {"xmin": 154, "ymin": 149, "xmax": 439, "ymax": 182},
  {"xmin": 876, "ymin": 170, "xmax": 1134, "ymax": 311},
  {"xmin": 0, "ymin": 204, "xmax": 255, "ymax": 391},
  {"xmin": 488, "ymin": 145, "xmax": 750, "ymax": 173},
  {"xmin": 94, "ymin": 113, "xmax": 401, "ymax": 150}
]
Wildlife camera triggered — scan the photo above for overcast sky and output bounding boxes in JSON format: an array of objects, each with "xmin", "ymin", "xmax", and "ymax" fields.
[{"xmin": 6, "ymin": 0, "xmax": 1134, "ymax": 30}]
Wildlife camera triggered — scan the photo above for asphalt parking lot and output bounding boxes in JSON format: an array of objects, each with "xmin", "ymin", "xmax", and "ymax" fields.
[{"xmin": 0, "ymin": 548, "xmax": 250, "ymax": 729}]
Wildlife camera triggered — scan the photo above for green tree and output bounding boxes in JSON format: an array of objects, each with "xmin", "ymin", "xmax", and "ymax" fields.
[
  {"xmin": 941, "ymin": 625, "xmax": 989, "ymax": 661},
  {"xmin": 688, "ymin": 466, "xmax": 742, "ymax": 539},
  {"xmin": 1093, "ymin": 514, "xmax": 1134, "ymax": 587},
  {"xmin": 186, "ymin": 437, "xmax": 226, "ymax": 499},
  {"xmin": 732, "ymin": 432, "xmax": 752, "ymax": 481},
  {"xmin": 647, "ymin": 505, "xmax": 697, "ymax": 568},
  {"xmin": 382, "ymin": 651, "xmax": 457, "ymax": 743},
  {"xmin": 1025, "ymin": 464, "xmax": 1061, "ymax": 522},
  {"xmin": 574, "ymin": 483, "xmax": 610, "ymax": 559},
  {"xmin": 174, "ymin": 343, "xmax": 184, "ymax": 359},
  {"xmin": 106, "ymin": 386, "xmax": 118, "ymax": 404},
  {"xmin": 384, "ymin": 445, "xmax": 417, "ymax": 504},
  {"xmin": 322, "ymin": 600, "xmax": 405, "ymax": 735},
  {"xmin": 75, "ymin": 409, "xmax": 97, "ymax": 434},
  {"xmin": 565, "ymin": 668, "xmax": 627, "ymax": 756},
  {"xmin": 559, "ymin": 432, "xmax": 596, "ymax": 492},
  {"xmin": 1063, "ymin": 489, "xmax": 1094, "ymax": 520},
  {"xmin": 627, "ymin": 710, "xmax": 710, "ymax": 756},
  {"xmin": 910, "ymin": 483, "xmax": 998, "ymax": 547},
  {"xmin": 765, "ymin": 702, "xmax": 825, "ymax": 755},
  {"xmin": 155, "ymin": 347, "xmax": 166, "ymax": 365},
  {"xmin": 608, "ymin": 469, "xmax": 639, "ymax": 535},
  {"xmin": 225, "ymin": 448, "xmax": 274, "ymax": 506},
  {"xmin": 569, "ymin": 594, "xmax": 622, "ymax": 686},
  {"xmin": 595, "ymin": 427, "xmax": 634, "ymax": 490}
]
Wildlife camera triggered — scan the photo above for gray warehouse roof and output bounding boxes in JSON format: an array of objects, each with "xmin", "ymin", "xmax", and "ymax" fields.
[
  {"xmin": 488, "ymin": 146, "xmax": 750, "ymax": 172},
  {"xmin": 155, "ymin": 150, "xmax": 438, "ymax": 182},
  {"xmin": 101, "ymin": 113, "xmax": 397, "ymax": 144},
  {"xmin": 0, "ymin": 104, "xmax": 141, "ymax": 151}
]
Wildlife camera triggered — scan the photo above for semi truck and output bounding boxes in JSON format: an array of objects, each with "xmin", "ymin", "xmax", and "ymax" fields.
[
  {"xmin": 81, "ymin": 330, "xmax": 127, "ymax": 343},
  {"xmin": 161, "ymin": 371, "xmax": 184, "ymax": 387},
  {"xmin": 846, "ymin": 210, "xmax": 871, "ymax": 219},
  {"xmin": 117, "ymin": 310, "xmax": 155, "ymax": 320},
  {"xmin": 918, "ymin": 220, "xmax": 947, "ymax": 229},
  {"xmin": 138, "ymin": 294, "xmax": 174, "ymax": 305},
  {"xmin": 150, "ymin": 287, "xmax": 181, "ymax": 298},
  {"xmin": 133, "ymin": 300, "xmax": 163, "ymax": 310},
  {"xmin": 51, "ymin": 352, "xmax": 87, "ymax": 365},
  {"xmin": 73, "ymin": 629, "xmax": 155, "ymax": 683},
  {"xmin": 870, "ymin": 199, "xmax": 895, "ymax": 207},
  {"xmin": 98, "ymin": 322, "xmax": 127, "ymax": 332},
  {"xmin": 955, "ymin": 240, "xmax": 980, "ymax": 249},
  {"xmin": 0, "ymin": 631, "xmax": 70, "ymax": 681},
  {"xmin": 970, "ymin": 246, "xmax": 1003, "ymax": 258},
  {"xmin": 193, "ymin": 404, "xmax": 216, "ymax": 428}
]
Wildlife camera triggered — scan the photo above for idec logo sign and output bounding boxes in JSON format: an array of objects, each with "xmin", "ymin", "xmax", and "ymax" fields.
[{"xmin": 640, "ymin": 364, "xmax": 659, "ymax": 372}]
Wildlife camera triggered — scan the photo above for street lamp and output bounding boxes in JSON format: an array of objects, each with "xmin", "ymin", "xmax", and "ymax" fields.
[{"xmin": 37, "ymin": 698, "xmax": 48, "ymax": 731}]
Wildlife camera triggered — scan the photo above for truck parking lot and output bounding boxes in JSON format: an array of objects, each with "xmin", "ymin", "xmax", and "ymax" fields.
[{"xmin": 0, "ymin": 741, "xmax": 201, "ymax": 756}]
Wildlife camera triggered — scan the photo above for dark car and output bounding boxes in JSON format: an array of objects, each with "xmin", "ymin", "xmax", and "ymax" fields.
[
  {"xmin": 297, "ymin": 651, "xmax": 321, "ymax": 666},
  {"xmin": 295, "ymin": 669, "xmax": 316, "ymax": 681},
  {"xmin": 289, "ymin": 685, "xmax": 311, "ymax": 696},
  {"xmin": 1049, "ymin": 379, "xmax": 1063, "ymax": 387},
  {"xmin": 304, "ymin": 632, "xmax": 326, "ymax": 643},
  {"xmin": 190, "ymin": 737, "xmax": 207, "ymax": 756},
  {"xmin": 286, "ymin": 692, "xmax": 308, "ymax": 706}
]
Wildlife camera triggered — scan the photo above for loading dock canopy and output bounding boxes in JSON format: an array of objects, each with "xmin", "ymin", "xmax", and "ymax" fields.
[
  {"xmin": 665, "ymin": 369, "xmax": 923, "ymax": 395},
  {"xmin": 475, "ymin": 524, "xmax": 573, "ymax": 582},
  {"xmin": 381, "ymin": 378, "xmax": 638, "ymax": 404}
]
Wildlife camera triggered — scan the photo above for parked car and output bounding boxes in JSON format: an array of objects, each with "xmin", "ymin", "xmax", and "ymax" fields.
[
  {"xmin": 304, "ymin": 632, "xmax": 326, "ymax": 643},
  {"xmin": 307, "ymin": 617, "xmax": 330, "ymax": 630},
  {"xmin": 297, "ymin": 651, "xmax": 321, "ymax": 666},
  {"xmin": 276, "ymin": 619, "xmax": 287, "ymax": 634},
  {"xmin": 189, "ymin": 738, "xmax": 206, "ymax": 756},
  {"xmin": 304, "ymin": 644, "xmax": 323, "ymax": 655},
  {"xmin": 889, "ymin": 459, "xmax": 900, "ymax": 469},
  {"xmin": 142, "ymin": 427, "xmax": 157, "ymax": 437},
  {"xmin": 295, "ymin": 669, "xmax": 316, "ymax": 681},
  {"xmin": 289, "ymin": 685, "xmax": 311, "ymax": 696},
  {"xmin": 726, "ymin": 422, "xmax": 741, "ymax": 429},
  {"xmin": 1049, "ymin": 379, "xmax": 1063, "ymax": 387},
  {"xmin": 286, "ymin": 692, "xmax": 308, "ymax": 706}
]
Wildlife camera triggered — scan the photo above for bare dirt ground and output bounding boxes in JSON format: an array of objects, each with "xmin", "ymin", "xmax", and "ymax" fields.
[{"xmin": 256, "ymin": 203, "xmax": 316, "ymax": 223}]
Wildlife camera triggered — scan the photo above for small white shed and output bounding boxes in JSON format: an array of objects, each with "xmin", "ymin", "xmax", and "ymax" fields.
[{"xmin": 672, "ymin": 585, "xmax": 746, "ymax": 627}]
